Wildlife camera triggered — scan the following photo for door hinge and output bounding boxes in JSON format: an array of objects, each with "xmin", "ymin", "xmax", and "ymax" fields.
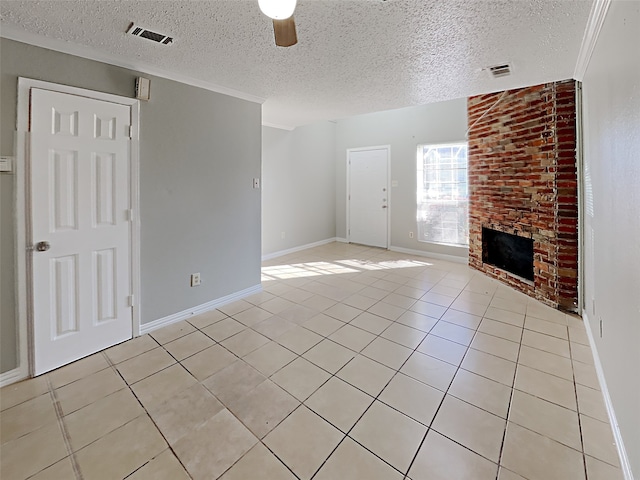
[
  {"xmin": 127, "ymin": 209, "xmax": 135, "ymax": 222},
  {"xmin": 127, "ymin": 125, "xmax": 134, "ymax": 138},
  {"xmin": 127, "ymin": 295, "xmax": 135, "ymax": 307},
  {"xmin": 348, "ymin": 195, "xmax": 350, "ymax": 200}
]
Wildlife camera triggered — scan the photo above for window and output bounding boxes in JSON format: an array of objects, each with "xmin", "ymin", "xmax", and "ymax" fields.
[{"xmin": 416, "ymin": 143, "xmax": 469, "ymax": 246}]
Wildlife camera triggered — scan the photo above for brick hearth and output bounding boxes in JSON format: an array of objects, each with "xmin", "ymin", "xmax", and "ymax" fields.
[{"xmin": 467, "ymin": 80, "xmax": 578, "ymax": 312}]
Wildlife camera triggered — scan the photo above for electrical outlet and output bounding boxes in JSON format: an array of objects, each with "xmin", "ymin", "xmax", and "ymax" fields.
[
  {"xmin": 409, "ymin": 231, "xmax": 414, "ymax": 238},
  {"xmin": 190, "ymin": 273, "xmax": 201, "ymax": 287}
]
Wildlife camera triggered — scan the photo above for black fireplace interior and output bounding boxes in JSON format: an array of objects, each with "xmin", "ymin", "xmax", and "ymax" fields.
[{"xmin": 482, "ymin": 228, "xmax": 534, "ymax": 281}]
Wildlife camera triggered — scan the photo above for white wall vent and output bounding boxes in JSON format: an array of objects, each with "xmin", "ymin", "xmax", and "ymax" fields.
[
  {"xmin": 127, "ymin": 23, "xmax": 173, "ymax": 45},
  {"xmin": 488, "ymin": 63, "xmax": 512, "ymax": 78}
]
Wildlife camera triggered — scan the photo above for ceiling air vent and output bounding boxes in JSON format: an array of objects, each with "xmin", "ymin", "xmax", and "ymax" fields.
[
  {"xmin": 127, "ymin": 23, "xmax": 173, "ymax": 45},
  {"xmin": 488, "ymin": 63, "xmax": 512, "ymax": 78}
]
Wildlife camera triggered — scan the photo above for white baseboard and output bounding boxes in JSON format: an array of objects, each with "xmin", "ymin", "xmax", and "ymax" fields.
[
  {"xmin": 2, "ymin": 286, "xmax": 262, "ymax": 386},
  {"xmin": 582, "ymin": 312, "xmax": 635, "ymax": 480},
  {"xmin": 388, "ymin": 246, "xmax": 469, "ymax": 265},
  {"xmin": 140, "ymin": 284, "xmax": 262, "ymax": 335},
  {"xmin": 262, "ymin": 238, "xmax": 339, "ymax": 261},
  {"xmin": 264, "ymin": 239, "xmax": 468, "ymax": 264},
  {"xmin": 262, "ymin": 122, "xmax": 295, "ymax": 131},
  {"xmin": 0, "ymin": 367, "xmax": 28, "ymax": 388}
]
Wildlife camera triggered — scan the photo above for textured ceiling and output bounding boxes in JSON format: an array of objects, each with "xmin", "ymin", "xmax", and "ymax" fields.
[{"xmin": 0, "ymin": 0, "xmax": 593, "ymax": 128}]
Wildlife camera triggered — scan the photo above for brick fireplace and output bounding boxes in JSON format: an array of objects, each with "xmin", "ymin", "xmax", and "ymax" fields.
[{"xmin": 468, "ymin": 80, "xmax": 578, "ymax": 312}]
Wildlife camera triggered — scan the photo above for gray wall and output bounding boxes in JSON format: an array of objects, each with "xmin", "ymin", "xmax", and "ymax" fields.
[
  {"xmin": 262, "ymin": 122, "xmax": 336, "ymax": 256},
  {"xmin": 0, "ymin": 39, "xmax": 262, "ymax": 373},
  {"xmin": 581, "ymin": 0, "xmax": 640, "ymax": 475},
  {"xmin": 335, "ymin": 99, "xmax": 468, "ymax": 258},
  {"xmin": 0, "ymin": 169, "xmax": 15, "ymax": 372}
]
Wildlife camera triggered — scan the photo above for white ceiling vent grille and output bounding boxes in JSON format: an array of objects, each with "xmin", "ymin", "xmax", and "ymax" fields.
[
  {"xmin": 487, "ymin": 63, "xmax": 512, "ymax": 78},
  {"xmin": 127, "ymin": 24, "xmax": 173, "ymax": 45}
]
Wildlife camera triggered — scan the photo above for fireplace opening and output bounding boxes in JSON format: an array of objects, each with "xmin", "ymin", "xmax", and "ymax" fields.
[{"xmin": 482, "ymin": 228, "xmax": 534, "ymax": 281}]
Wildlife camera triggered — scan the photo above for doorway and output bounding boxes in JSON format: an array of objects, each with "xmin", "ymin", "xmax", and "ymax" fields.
[
  {"xmin": 347, "ymin": 146, "xmax": 390, "ymax": 248},
  {"xmin": 17, "ymin": 79, "xmax": 141, "ymax": 376}
]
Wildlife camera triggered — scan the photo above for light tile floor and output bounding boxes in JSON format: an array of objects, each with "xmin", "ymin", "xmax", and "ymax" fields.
[{"xmin": 0, "ymin": 242, "xmax": 625, "ymax": 479}]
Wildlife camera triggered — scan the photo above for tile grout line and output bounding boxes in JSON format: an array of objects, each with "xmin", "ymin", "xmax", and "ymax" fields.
[
  {"xmin": 217, "ymin": 404, "xmax": 302, "ymax": 480},
  {"xmin": 147, "ymin": 317, "xmax": 342, "ymax": 480},
  {"xmin": 120, "ymin": 246, "xmax": 585, "ymax": 479},
  {"xmin": 568, "ymin": 335, "xmax": 590, "ymax": 480},
  {"xmin": 100, "ymin": 351, "xmax": 195, "ymax": 480},
  {"xmin": 306, "ymin": 302, "xmax": 442, "ymax": 480},
  {"xmin": 46, "ymin": 376, "xmax": 84, "ymax": 480},
  {"xmin": 239, "ymin": 252, "xmax": 574, "ymax": 478},
  {"xmin": 401, "ymin": 277, "xmax": 498, "ymax": 479},
  {"xmin": 399, "ymin": 276, "xmax": 479, "ymax": 478},
  {"xmin": 9, "ymin": 245, "xmax": 606, "ymax": 480},
  {"xmin": 266, "ymin": 258, "xmax": 511, "ymax": 479},
  {"xmin": 212, "ymin": 263, "xmax": 466, "ymax": 479},
  {"xmin": 124, "ymin": 329, "xmax": 302, "ymax": 480},
  {"xmin": 493, "ymin": 312, "xmax": 527, "ymax": 480},
  {"xmin": 187, "ymin": 316, "xmax": 319, "ymax": 480},
  {"xmin": 307, "ymin": 320, "xmax": 424, "ymax": 478},
  {"xmin": 210, "ymin": 327, "xmax": 353, "ymax": 479}
]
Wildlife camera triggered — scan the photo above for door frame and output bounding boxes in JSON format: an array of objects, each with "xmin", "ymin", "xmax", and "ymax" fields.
[
  {"xmin": 575, "ymin": 82, "xmax": 584, "ymax": 317},
  {"xmin": 346, "ymin": 145, "xmax": 391, "ymax": 248},
  {"xmin": 15, "ymin": 78, "xmax": 141, "ymax": 379}
]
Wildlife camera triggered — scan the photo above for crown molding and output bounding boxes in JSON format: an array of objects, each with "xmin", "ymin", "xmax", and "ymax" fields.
[
  {"xmin": 574, "ymin": 0, "xmax": 612, "ymax": 81},
  {"xmin": 0, "ymin": 23, "xmax": 266, "ymax": 105}
]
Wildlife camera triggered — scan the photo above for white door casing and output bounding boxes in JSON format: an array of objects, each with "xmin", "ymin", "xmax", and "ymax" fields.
[
  {"xmin": 30, "ymin": 88, "xmax": 133, "ymax": 375},
  {"xmin": 348, "ymin": 147, "xmax": 390, "ymax": 248}
]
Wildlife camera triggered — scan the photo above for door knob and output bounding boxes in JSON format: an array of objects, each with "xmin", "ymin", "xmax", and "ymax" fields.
[{"xmin": 35, "ymin": 241, "xmax": 50, "ymax": 252}]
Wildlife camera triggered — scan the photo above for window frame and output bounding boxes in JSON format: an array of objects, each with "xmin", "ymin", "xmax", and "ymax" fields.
[{"xmin": 416, "ymin": 142, "xmax": 469, "ymax": 247}]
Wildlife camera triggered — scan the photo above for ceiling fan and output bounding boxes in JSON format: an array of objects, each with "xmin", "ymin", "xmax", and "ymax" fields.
[{"xmin": 258, "ymin": 0, "xmax": 298, "ymax": 47}]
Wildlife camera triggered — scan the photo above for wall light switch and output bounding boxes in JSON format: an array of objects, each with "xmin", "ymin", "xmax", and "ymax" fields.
[{"xmin": 0, "ymin": 156, "xmax": 13, "ymax": 173}]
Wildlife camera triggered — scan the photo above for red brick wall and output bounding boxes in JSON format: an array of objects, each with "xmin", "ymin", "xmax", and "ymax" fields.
[{"xmin": 468, "ymin": 80, "xmax": 578, "ymax": 311}]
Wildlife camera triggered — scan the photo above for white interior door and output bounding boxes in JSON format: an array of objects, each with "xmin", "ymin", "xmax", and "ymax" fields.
[
  {"xmin": 348, "ymin": 148, "xmax": 389, "ymax": 248},
  {"xmin": 30, "ymin": 88, "xmax": 133, "ymax": 375}
]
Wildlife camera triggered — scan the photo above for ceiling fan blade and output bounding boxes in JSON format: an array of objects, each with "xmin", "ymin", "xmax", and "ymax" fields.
[{"xmin": 273, "ymin": 16, "xmax": 297, "ymax": 47}]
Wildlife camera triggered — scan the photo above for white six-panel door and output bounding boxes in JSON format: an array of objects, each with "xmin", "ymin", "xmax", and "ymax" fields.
[
  {"xmin": 30, "ymin": 88, "xmax": 133, "ymax": 375},
  {"xmin": 348, "ymin": 148, "xmax": 389, "ymax": 248}
]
